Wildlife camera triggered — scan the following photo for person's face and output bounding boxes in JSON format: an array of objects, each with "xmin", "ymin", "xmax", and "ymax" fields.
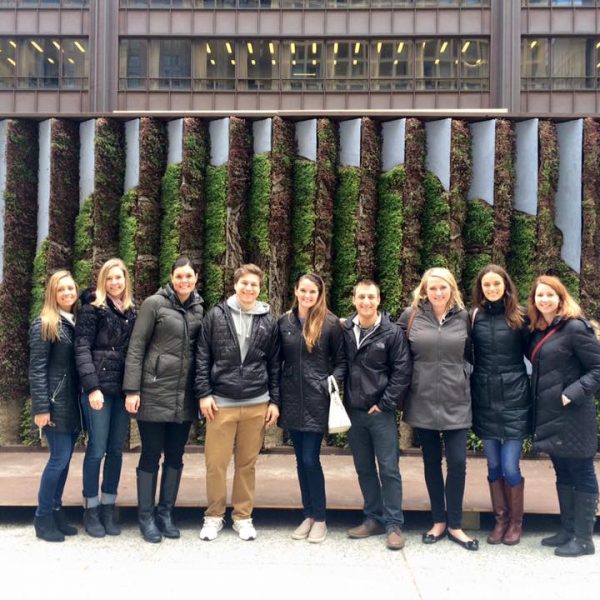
[
  {"xmin": 55, "ymin": 276, "xmax": 77, "ymax": 312},
  {"xmin": 426, "ymin": 276, "xmax": 451, "ymax": 310},
  {"xmin": 481, "ymin": 272, "xmax": 506, "ymax": 303},
  {"xmin": 295, "ymin": 278, "xmax": 320, "ymax": 312},
  {"xmin": 171, "ymin": 265, "xmax": 198, "ymax": 300},
  {"xmin": 234, "ymin": 273, "xmax": 261, "ymax": 309},
  {"xmin": 535, "ymin": 283, "xmax": 560, "ymax": 322},
  {"xmin": 105, "ymin": 266, "xmax": 126, "ymax": 298},
  {"xmin": 352, "ymin": 284, "xmax": 380, "ymax": 321}
]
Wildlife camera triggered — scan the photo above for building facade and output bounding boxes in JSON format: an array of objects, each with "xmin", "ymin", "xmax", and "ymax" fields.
[{"xmin": 0, "ymin": 0, "xmax": 599, "ymax": 114}]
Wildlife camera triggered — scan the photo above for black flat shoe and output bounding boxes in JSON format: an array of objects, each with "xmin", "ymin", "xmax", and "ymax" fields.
[
  {"xmin": 422, "ymin": 530, "xmax": 447, "ymax": 544},
  {"xmin": 448, "ymin": 531, "xmax": 479, "ymax": 551}
]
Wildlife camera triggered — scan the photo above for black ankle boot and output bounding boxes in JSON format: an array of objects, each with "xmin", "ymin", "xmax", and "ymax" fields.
[
  {"xmin": 137, "ymin": 469, "xmax": 162, "ymax": 544},
  {"xmin": 542, "ymin": 484, "xmax": 575, "ymax": 547},
  {"xmin": 100, "ymin": 504, "xmax": 121, "ymax": 536},
  {"xmin": 156, "ymin": 465, "xmax": 183, "ymax": 539},
  {"xmin": 53, "ymin": 508, "xmax": 78, "ymax": 536},
  {"xmin": 34, "ymin": 514, "xmax": 65, "ymax": 542},
  {"xmin": 83, "ymin": 505, "xmax": 106, "ymax": 538},
  {"xmin": 555, "ymin": 491, "xmax": 598, "ymax": 557}
]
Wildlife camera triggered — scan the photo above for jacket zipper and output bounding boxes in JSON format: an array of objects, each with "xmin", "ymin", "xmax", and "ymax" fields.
[{"xmin": 50, "ymin": 374, "xmax": 67, "ymax": 403}]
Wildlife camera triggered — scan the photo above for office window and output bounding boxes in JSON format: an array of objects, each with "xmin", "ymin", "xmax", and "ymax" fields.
[
  {"xmin": 326, "ymin": 40, "xmax": 368, "ymax": 91},
  {"xmin": 281, "ymin": 40, "xmax": 323, "ymax": 91},
  {"xmin": 119, "ymin": 39, "xmax": 148, "ymax": 89},
  {"xmin": 521, "ymin": 38, "xmax": 549, "ymax": 90},
  {"xmin": 522, "ymin": 1, "xmax": 596, "ymax": 6},
  {"xmin": 0, "ymin": 38, "xmax": 17, "ymax": 89},
  {"xmin": 2, "ymin": 0, "xmax": 90, "ymax": 7},
  {"xmin": 460, "ymin": 38, "xmax": 488, "ymax": 90},
  {"xmin": 195, "ymin": 39, "xmax": 235, "ymax": 90},
  {"xmin": 149, "ymin": 39, "xmax": 191, "ymax": 89},
  {"xmin": 238, "ymin": 39, "xmax": 279, "ymax": 90},
  {"xmin": 370, "ymin": 40, "xmax": 412, "ymax": 90},
  {"xmin": 416, "ymin": 39, "xmax": 457, "ymax": 90},
  {"xmin": 59, "ymin": 38, "xmax": 89, "ymax": 88}
]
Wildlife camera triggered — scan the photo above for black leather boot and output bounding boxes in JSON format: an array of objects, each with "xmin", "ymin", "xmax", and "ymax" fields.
[
  {"xmin": 83, "ymin": 503, "xmax": 106, "ymax": 538},
  {"xmin": 34, "ymin": 513, "xmax": 65, "ymax": 542},
  {"xmin": 541, "ymin": 484, "xmax": 574, "ymax": 547},
  {"xmin": 53, "ymin": 508, "xmax": 78, "ymax": 536},
  {"xmin": 137, "ymin": 468, "xmax": 162, "ymax": 543},
  {"xmin": 555, "ymin": 491, "xmax": 598, "ymax": 557},
  {"xmin": 100, "ymin": 503, "xmax": 121, "ymax": 536},
  {"xmin": 156, "ymin": 464, "xmax": 183, "ymax": 539}
]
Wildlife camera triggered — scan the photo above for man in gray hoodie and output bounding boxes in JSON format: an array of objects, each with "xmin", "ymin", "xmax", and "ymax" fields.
[{"xmin": 195, "ymin": 264, "xmax": 280, "ymax": 541}]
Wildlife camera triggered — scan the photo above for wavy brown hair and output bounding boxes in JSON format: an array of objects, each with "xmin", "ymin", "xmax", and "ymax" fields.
[
  {"xmin": 40, "ymin": 270, "xmax": 78, "ymax": 342},
  {"xmin": 471, "ymin": 264, "xmax": 524, "ymax": 330},
  {"xmin": 527, "ymin": 275, "xmax": 582, "ymax": 331},
  {"xmin": 289, "ymin": 273, "xmax": 328, "ymax": 352}
]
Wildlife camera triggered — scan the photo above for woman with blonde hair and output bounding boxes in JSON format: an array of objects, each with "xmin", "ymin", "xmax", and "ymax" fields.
[
  {"xmin": 399, "ymin": 267, "xmax": 478, "ymax": 551},
  {"xmin": 527, "ymin": 275, "xmax": 600, "ymax": 557},
  {"xmin": 278, "ymin": 273, "xmax": 345, "ymax": 543},
  {"xmin": 30, "ymin": 270, "xmax": 80, "ymax": 542},
  {"xmin": 74, "ymin": 258, "xmax": 136, "ymax": 538}
]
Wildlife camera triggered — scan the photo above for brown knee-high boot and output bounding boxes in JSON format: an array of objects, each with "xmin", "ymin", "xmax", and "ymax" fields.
[
  {"xmin": 487, "ymin": 478, "xmax": 509, "ymax": 544},
  {"xmin": 503, "ymin": 479, "xmax": 524, "ymax": 545}
]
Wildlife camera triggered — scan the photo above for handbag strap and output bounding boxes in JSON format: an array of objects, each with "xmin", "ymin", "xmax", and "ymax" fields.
[
  {"xmin": 530, "ymin": 324, "xmax": 563, "ymax": 363},
  {"xmin": 328, "ymin": 375, "xmax": 340, "ymax": 395}
]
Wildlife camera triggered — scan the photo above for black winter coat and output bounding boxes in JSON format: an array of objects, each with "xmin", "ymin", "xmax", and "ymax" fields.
[
  {"xmin": 471, "ymin": 301, "xmax": 531, "ymax": 441},
  {"xmin": 278, "ymin": 311, "xmax": 346, "ymax": 433},
  {"xmin": 343, "ymin": 312, "xmax": 412, "ymax": 412},
  {"xmin": 74, "ymin": 291, "xmax": 136, "ymax": 397},
  {"xmin": 530, "ymin": 317, "xmax": 600, "ymax": 458},
  {"xmin": 29, "ymin": 317, "xmax": 81, "ymax": 433},
  {"xmin": 123, "ymin": 285, "xmax": 203, "ymax": 423},
  {"xmin": 194, "ymin": 301, "xmax": 281, "ymax": 405}
]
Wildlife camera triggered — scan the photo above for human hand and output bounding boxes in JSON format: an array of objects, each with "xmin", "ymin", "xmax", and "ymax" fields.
[
  {"xmin": 199, "ymin": 396, "xmax": 218, "ymax": 422},
  {"xmin": 368, "ymin": 405, "xmax": 382, "ymax": 415},
  {"xmin": 125, "ymin": 394, "xmax": 140, "ymax": 414},
  {"xmin": 34, "ymin": 413, "xmax": 51, "ymax": 428},
  {"xmin": 265, "ymin": 403, "xmax": 279, "ymax": 428},
  {"xmin": 89, "ymin": 389, "xmax": 104, "ymax": 410}
]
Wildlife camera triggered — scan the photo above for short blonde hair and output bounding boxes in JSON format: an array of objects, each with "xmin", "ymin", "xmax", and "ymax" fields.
[
  {"xmin": 411, "ymin": 267, "xmax": 465, "ymax": 312},
  {"xmin": 92, "ymin": 258, "xmax": 133, "ymax": 310}
]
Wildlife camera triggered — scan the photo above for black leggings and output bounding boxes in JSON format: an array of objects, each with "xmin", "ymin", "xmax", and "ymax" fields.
[
  {"xmin": 418, "ymin": 428, "xmax": 468, "ymax": 529},
  {"xmin": 137, "ymin": 420, "xmax": 192, "ymax": 473}
]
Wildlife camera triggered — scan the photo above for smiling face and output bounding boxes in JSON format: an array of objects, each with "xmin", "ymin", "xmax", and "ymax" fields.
[
  {"xmin": 353, "ymin": 283, "xmax": 380, "ymax": 324},
  {"xmin": 481, "ymin": 272, "xmax": 506, "ymax": 303},
  {"xmin": 295, "ymin": 277, "xmax": 320, "ymax": 316},
  {"xmin": 105, "ymin": 266, "xmax": 126, "ymax": 299},
  {"xmin": 426, "ymin": 276, "xmax": 451, "ymax": 311},
  {"xmin": 55, "ymin": 276, "xmax": 78, "ymax": 312},
  {"xmin": 171, "ymin": 265, "xmax": 198, "ymax": 302},
  {"xmin": 535, "ymin": 283, "xmax": 560, "ymax": 323},
  {"xmin": 234, "ymin": 272, "xmax": 261, "ymax": 310}
]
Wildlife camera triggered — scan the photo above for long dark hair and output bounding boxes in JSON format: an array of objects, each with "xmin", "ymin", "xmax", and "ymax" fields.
[{"xmin": 471, "ymin": 264, "xmax": 524, "ymax": 330}]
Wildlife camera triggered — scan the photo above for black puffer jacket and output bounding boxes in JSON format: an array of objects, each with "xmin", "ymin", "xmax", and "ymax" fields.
[
  {"xmin": 194, "ymin": 301, "xmax": 280, "ymax": 404},
  {"xmin": 278, "ymin": 310, "xmax": 346, "ymax": 433},
  {"xmin": 74, "ymin": 290, "xmax": 136, "ymax": 397},
  {"xmin": 29, "ymin": 317, "xmax": 80, "ymax": 433},
  {"xmin": 471, "ymin": 301, "xmax": 531, "ymax": 440},
  {"xmin": 343, "ymin": 312, "xmax": 412, "ymax": 412},
  {"xmin": 123, "ymin": 285, "xmax": 203, "ymax": 423},
  {"xmin": 530, "ymin": 317, "xmax": 600, "ymax": 458}
]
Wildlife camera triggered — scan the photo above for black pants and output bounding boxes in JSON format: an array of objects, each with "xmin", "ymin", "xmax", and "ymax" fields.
[
  {"xmin": 137, "ymin": 420, "xmax": 192, "ymax": 473},
  {"xmin": 550, "ymin": 455, "xmax": 599, "ymax": 494},
  {"xmin": 417, "ymin": 428, "xmax": 468, "ymax": 529}
]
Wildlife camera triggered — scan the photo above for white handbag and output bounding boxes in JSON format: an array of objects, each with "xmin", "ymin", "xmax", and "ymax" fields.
[{"xmin": 327, "ymin": 375, "xmax": 351, "ymax": 434}]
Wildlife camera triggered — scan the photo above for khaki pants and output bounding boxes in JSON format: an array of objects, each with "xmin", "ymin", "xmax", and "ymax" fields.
[{"xmin": 204, "ymin": 403, "xmax": 268, "ymax": 521}]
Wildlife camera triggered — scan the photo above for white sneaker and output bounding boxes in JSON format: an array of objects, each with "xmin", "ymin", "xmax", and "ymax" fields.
[
  {"xmin": 233, "ymin": 518, "xmax": 257, "ymax": 541},
  {"xmin": 199, "ymin": 516, "xmax": 223, "ymax": 541}
]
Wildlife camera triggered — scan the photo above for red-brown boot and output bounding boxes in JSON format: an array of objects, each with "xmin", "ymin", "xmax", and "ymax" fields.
[
  {"xmin": 503, "ymin": 479, "xmax": 524, "ymax": 545},
  {"xmin": 487, "ymin": 478, "xmax": 509, "ymax": 544}
]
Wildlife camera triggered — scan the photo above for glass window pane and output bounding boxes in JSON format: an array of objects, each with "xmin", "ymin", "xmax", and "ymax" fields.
[
  {"xmin": 148, "ymin": 39, "xmax": 191, "ymax": 90},
  {"xmin": 416, "ymin": 39, "xmax": 458, "ymax": 91},
  {"xmin": 370, "ymin": 40, "xmax": 413, "ymax": 91},
  {"xmin": 239, "ymin": 39, "xmax": 279, "ymax": 90},
  {"xmin": 119, "ymin": 38, "xmax": 148, "ymax": 89},
  {"xmin": 551, "ymin": 37, "xmax": 587, "ymax": 89},
  {"xmin": 0, "ymin": 38, "xmax": 17, "ymax": 89},
  {"xmin": 281, "ymin": 40, "xmax": 323, "ymax": 91},
  {"xmin": 326, "ymin": 40, "xmax": 368, "ymax": 90},
  {"xmin": 460, "ymin": 38, "xmax": 488, "ymax": 90},
  {"xmin": 521, "ymin": 38, "xmax": 549, "ymax": 89},
  {"xmin": 61, "ymin": 38, "xmax": 88, "ymax": 89},
  {"xmin": 195, "ymin": 39, "xmax": 236, "ymax": 90},
  {"xmin": 19, "ymin": 38, "xmax": 59, "ymax": 89}
]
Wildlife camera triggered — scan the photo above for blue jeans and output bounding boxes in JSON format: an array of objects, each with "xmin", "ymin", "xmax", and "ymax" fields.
[
  {"xmin": 347, "ymin": 409, "xmax": 404, "ymax": 530},
  {"xmin": 36, "ymin": 429, "xmax": 78, "ymax": 517},
  {"xmin": 482, "ymin": 438, "xmax": 523, "ymax": 487},
  {"xmin": 550, "ymin": 455, "xmax": 599, "ymax": 495},
  {"xmin": 289, "ymin": 430, "xmax": 326, "ymax": 522},
  {"xmin": 81, "ymin": 392, "xmax": 129, "ymax": 504}
]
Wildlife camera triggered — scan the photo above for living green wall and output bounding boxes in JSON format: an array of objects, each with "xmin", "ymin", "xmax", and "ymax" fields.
[
  {"xmin": 291, "ymin": 159, "xmax": 317, "ymax": 284},
  {"xmin": 159, "ymin": 163, "xmax": 183, "ymax": 285}
]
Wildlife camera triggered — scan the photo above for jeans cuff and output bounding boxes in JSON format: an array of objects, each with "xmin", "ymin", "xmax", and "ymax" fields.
[
  {"xmin": 83, "ymin": 496, "xmax": 99, "ymax": 508},
  {"xmin": 101, "ymin": 492, "xmax": 117, "ymax": 505}
]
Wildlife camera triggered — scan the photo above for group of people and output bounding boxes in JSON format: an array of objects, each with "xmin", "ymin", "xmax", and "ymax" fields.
[{"xmin": 29, "ymin": 257, "xmax": 600, "ymax": 558}]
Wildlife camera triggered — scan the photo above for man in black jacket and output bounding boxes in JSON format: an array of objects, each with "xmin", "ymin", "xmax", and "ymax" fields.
[
  {"xmin": 195, "ymin": 264, "xmax": 280, "ymax": 542},
  {"xmin": 343, "ymin": 280, "xmax": 412, "ymax": 550}
]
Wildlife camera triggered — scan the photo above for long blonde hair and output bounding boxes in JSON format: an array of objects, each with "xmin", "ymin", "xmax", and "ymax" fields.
[
  {"xmin": 411, "ymin": 267, "xmax": 465, "ymax": 312},
  {"xmin": 289, "ymin": 273, "xmax": 328, "ymax": 352},
  {"xmin": 527, "ymin": 275, "xmax": 582, "ymax": 331},
  {"xmin": 40, "ymin": 270, "xmax": 78, "ymax": 342},
  {"xmin": 92, "ymin": 258, "xmax": 133, "ymax": 310}
]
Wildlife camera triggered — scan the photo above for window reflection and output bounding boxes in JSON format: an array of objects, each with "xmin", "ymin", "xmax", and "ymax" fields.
[
  {"xmin": 281, "ymin": 40, "xmax": 323, "ymax": 91},
  {"xmin": 370, "ymin": 40, "xmax": 412, "ymax": 90},
  {"xmin": 195, "ymin": 39, "xmax": 235, "ymax": 90},
  {"xmin": 238, "ymin": 39, "xmax": 279, "ymax": 90}
]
